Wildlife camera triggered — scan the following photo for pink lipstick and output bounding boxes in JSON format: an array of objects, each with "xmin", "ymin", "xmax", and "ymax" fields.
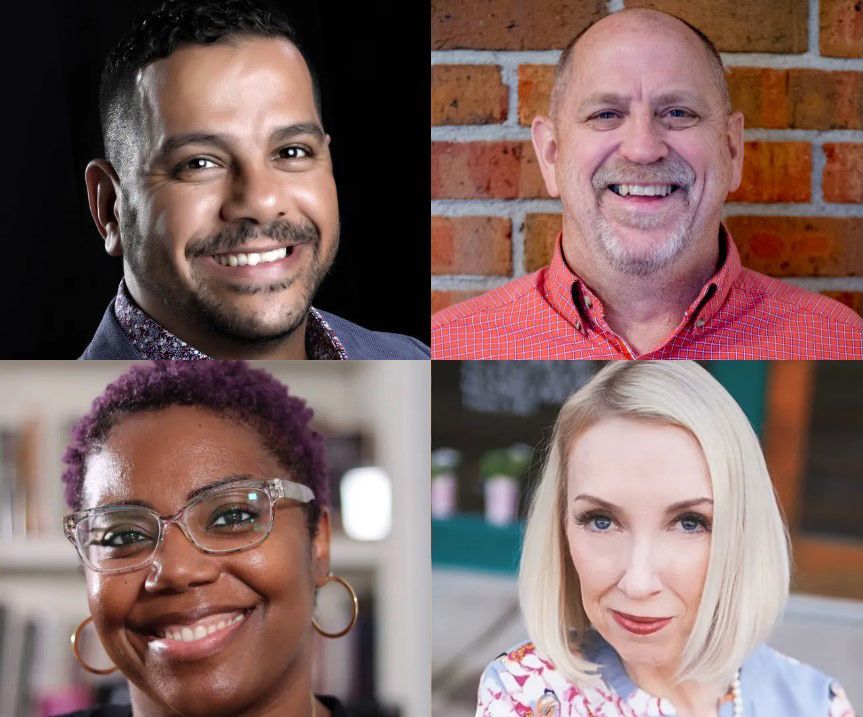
[{"xmin": 611, "ymin": 610, "xmax": 672, "ymax": 636}]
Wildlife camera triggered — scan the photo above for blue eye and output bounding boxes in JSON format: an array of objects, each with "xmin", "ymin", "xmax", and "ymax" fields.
[
  {"xmin": 592, "ymin": 516, "xmax": 613, "ymax": 530},
  {"xmin": 678, "ymin": 513, "xmax": 710, "ymax": 533}
]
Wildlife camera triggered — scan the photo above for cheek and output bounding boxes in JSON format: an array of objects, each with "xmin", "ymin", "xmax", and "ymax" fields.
[
  {"xmin": 147, "ymin": 187, "xmax": 224, "ymax": 252},
  {"xmin": 567, "ymin": 531, "xmax": 614, "ymax": 609},
  {"xmin": 288, "ymin": 172, "xmax": 338, "ymax": 233},
  {"xmin": 661, "ymin": 537, "xmax": 710, "ymax": 608}
]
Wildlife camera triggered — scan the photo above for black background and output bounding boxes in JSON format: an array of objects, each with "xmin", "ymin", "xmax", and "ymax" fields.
[{"xmin": 0, "ymin": 1, "xmax": 430, "ymax": 358}]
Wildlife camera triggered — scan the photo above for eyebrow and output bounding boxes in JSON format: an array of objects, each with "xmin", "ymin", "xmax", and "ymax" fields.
[
  {"xmin": 578, "ymin": 90, "xmax": 703, "ymax": 112},
  {"xmin": 94, "ymin": 473, "xmax": 260, "ymax": 512},
  {"xmin": 154, "ymin": 122, "xmax": 325, "ymax": 161},
  {"xmin": 572, "ymin": 493, "xmax": 713, "ymax": 513}
]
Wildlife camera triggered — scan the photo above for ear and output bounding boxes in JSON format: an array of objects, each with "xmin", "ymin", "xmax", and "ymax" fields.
[
  {"xmin": 531, "ymin": 115, "xmax": 561, "ymax": 198},
  {"xmin": 725, "ymin": 110, "xmax": 745, "ymax": 192},
  {"xmin": 84, "ymin": 160, "xmax": 124, "ymax": 257},
  {"xmin": 312, "ymin": 507, "xmax": 331, "ymax": 585}
]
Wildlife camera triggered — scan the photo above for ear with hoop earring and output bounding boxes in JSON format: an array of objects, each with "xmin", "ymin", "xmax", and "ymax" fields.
[
  {"xmin": 70, "ymin": 616, "xmax": 117, "ymax": 675},
  {"xmin": 312, "ymin": 572, "xmax": 359, "ymax": 639}
]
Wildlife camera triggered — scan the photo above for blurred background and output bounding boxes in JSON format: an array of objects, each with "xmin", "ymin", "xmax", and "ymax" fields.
[
  {"xmin": 0, "ymin": 360, "xmax": 430, "ymax": 717},
  {"xmin": 431, "ymin": 360, "xmax": 863, "ymax": 716}
]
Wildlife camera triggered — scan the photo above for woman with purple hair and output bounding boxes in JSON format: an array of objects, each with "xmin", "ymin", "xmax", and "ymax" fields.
[{"xmin": 58, "ymin": 361, "xmax": 367, "ymax": 717}]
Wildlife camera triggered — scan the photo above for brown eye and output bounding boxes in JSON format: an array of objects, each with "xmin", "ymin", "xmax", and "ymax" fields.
[
  {"xmin": 186, "ymin": 158, "xmax": 218, "ymax": 170},
  {"xmin": 277, "ymin": 146, "xmax": 311, "ymax": 160}
]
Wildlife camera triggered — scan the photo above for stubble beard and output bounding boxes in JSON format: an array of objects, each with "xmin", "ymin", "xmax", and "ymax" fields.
[
  {"xmin": 120, "ymin": 203, "xmax": 337, "ymax": 346},
  {"xmin": 579, "ymin": 154, "xmax": 698, "ymax": 278}
]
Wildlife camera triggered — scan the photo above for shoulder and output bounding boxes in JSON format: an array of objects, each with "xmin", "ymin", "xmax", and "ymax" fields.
[
  {"xmin": 747, "ymin": 644, "xmax": 853, "ymax": 713},
  {"xmin": 79, "ymin": 299, "xmax": 146, "ymax": 360},
  {"xmin": 477, "ymin": 642, "xmax": 617, "ymax": 717},
  {"xmin": 431, "ymin": 273, "xmax": 546, "ymax": 358},
  {"xmin": 731, "ymin": 270, "xmax": 862, "ymax": 357},
  {"xmin": 56, "ymin": 706, "xmax": 132, "ymax": 717},
  {"xmin": 316, "ymin": 310, "xmax": 429, "ymax": 360}
]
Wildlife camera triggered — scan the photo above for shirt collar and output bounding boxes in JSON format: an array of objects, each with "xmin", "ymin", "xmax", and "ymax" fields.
[
  {"xmin": 543, "ymin": 224, "xmax": 742, "ymax": 336},
  {"xmin": 114, "ymin": 280, "xmax": 347, "ymax": 360}
]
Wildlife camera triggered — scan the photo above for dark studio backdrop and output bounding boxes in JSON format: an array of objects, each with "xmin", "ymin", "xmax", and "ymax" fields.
[{"xmin": 0, "ymin": 0, "xmax": 430, "ymax": 358}]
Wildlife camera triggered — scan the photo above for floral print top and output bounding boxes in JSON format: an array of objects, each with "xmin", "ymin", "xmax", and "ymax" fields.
[{"xmin": 476, "ymin": 635, "xmax": 856, "ymax": 716}]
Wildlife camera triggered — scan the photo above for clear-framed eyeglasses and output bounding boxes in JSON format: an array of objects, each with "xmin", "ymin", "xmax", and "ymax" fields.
[{"xmin": 63, "ymin": 478, "xmax": 315, "ymax": 575}]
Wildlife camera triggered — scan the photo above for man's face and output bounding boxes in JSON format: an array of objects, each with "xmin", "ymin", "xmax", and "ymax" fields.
[
  {"xmin": 117, "ymin": 37, "xmax": 338, "ymax": 343},
  {"xmin": 534, "ymin": 15, "xmax": 743, "ymax": 277}
]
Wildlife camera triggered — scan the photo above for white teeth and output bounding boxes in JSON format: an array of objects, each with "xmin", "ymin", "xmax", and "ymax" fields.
[
  {"xmin": 214, "ymin": 247, "xmax": 289, "ymax": 267},
  {"xmin": 157, "ymin": 610, "xmax": 248, "ymax": 643},
  {"xmin": 612, "ymin": 184, "xmax": 674, "ymax": 197}
]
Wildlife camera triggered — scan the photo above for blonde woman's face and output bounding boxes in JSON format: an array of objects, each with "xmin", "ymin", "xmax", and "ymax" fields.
[{"xmin": 565, "ymin": 416, "xmax": 712, "ymax": 674}]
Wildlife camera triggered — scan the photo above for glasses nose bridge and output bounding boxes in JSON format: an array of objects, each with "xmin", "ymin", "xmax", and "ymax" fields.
[{"xmin": 158, "ymin": 505, "xmax": 203, "ymax": 553}]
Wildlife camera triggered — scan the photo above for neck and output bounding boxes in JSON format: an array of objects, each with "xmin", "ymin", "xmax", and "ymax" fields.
[
  {"xmin": 124, "ymin": 276, "xmax": 310, "ymax": 359},
  {"xmin": 561, "ymin": 218, "xmax": 721, "ymax": 355},
  {"xmin": 622, "ymin": 661, "xmax": 730, "ymax": 717}
]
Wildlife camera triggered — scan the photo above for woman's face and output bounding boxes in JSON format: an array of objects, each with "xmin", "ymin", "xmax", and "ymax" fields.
[
  {"xmin": 565, "ymin": 416, "xmax": 712, "ymax": 675},
  {"xmin": 80, "ymin": 405, "xmax": 329, "ymax": 717}
]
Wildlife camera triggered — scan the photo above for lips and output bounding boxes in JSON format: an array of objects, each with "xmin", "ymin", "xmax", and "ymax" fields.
[
  {"xmin": 130, "ymin": 604, "xmax": 256, "ymax": 661},
  {"xmin": 611, "ymin": 610, "xmax": 672, "ymax": 636}
]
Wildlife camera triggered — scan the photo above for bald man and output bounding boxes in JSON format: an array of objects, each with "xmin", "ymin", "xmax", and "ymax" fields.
[{"xmin": 432, "ymin": 9, "xmax": 862, "ymax": 359}]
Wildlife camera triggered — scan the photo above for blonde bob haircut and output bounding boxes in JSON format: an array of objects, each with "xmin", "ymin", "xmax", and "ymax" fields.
[{"xmin": 519, "ymin": 361, "xmax": 790, "ymax": 688}]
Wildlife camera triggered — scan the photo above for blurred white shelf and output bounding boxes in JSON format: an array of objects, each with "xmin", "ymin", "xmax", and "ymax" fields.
[{"xmin": 0, "ymin": 533, "xmax": 383, "ymax": 573}]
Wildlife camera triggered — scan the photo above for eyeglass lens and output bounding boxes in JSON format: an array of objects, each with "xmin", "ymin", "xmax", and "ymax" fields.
[{"xmin": 76, "ymin": 486, "xmax": 274, "ymax": 572}]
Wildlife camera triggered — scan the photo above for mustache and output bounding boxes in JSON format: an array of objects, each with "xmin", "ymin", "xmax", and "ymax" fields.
[
  {"xmin": 186, "ymin": 220, "xmax": 320, "ymax": 258},
  {"xmin": 593, "ymin": 155, "xmax": 695, "ymax": 192}
]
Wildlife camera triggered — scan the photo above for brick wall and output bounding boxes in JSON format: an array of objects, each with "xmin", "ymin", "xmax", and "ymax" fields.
[{"xmin": 431, "ymin": 0, "xmax": 863, "ymax": 317}]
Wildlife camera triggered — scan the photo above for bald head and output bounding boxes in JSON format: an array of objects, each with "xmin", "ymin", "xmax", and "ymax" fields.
[{"xmin": 549, "ymin": 9, "xmax": 731, "ymax": 121}]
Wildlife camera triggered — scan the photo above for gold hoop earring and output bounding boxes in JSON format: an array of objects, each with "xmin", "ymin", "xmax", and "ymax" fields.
[
  {"xmin": 71, "ymin": 616, "xmax": 117, "ymax": 675},
  {"xmin": 313, "ymin": 573, "xmax": 359, "ymax": 639}
]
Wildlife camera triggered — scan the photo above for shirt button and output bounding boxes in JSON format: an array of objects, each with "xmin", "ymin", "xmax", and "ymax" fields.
[
  {"xmin": 584, "ymin": 296, "xmax": 592, "ymax": 309},
  {"xmin": 695, "ymin": 319, "xmax": 706, "ymax": 328},
  {"xmin": 575, "ymin": 321, "xmax": 582, "ymax": 331}
]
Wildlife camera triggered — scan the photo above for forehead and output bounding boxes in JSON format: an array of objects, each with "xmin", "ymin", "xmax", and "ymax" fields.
[
  {"xmin": 134, "ymin": 36, "xmax": 319, "ymax": 146},
  {"xmin": 563, "ymin": 16, "xmax": 720, "ymax": 109},
  {"xmin": 566, "ymin": 416, "xmax": 712, "ymax": 503},
  {"xmin": 82, "ymin": 405, "xmax": 283, "ymax": 511}
]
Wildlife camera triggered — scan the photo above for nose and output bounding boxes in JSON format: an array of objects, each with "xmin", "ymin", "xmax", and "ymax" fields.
[
  {"xmin": 144, "ymin": 523, "xmax": 220, "ymax": 593},
  {"xmin": 220, "ymin": 161, "xmax": 289, "ymax": 225},
  {"xmin": 618, "ymin": 111, "xmax": 668, "ymax": 165},
  {"xmin": 616, "ymin": 537, "xmax": 663, "ymax": 599}
]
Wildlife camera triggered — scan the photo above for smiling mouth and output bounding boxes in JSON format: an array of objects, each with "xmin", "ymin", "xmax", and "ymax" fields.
[
  {"xmin": 212, "ymin": 246, "xmax": 296, "ymax": 267},
  {"xmin": 608, "ymin": 183, "xmax": 681, "ymax": 198},
  {"xmin": 147, "ymin": 608, "xmax": 251, "ymax": 643},
  {"xmin": 611, "ymin": 610, "xmax": 672, "ymax": 635}
]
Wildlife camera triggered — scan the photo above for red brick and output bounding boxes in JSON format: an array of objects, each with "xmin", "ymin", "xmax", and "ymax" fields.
[
  {"xmin": 524, "ymin": 213, "xmax": 563, "ymax": 271},
  {"xmin": 727, "ymin": 68, "xmax": 792, "ymax": 129},
  {"xmin": 431, "ymin": 0, "xmax": 606, "ymax": 50},
  {"xmin": 726, "ymin": 216, "xmax": 863, "ymax": 276},
  {"xmin": 822, "ymin": 291, "xmax": 863, "ymax": 314},
  {"xmin": 519, "ymin": 65, "xmax": 556, "ymax": 125},
  {"xmin": 431, "ymin": 141, "xmax": 548, "ymax": 199},
  {"xmin": 820, "ymin": 0, "xmax": 863, "ymax": 58},
  {"xmin": 432, "ymin": 65, "xmax": 508, "ymax": 125},
  {"xmin": 728, "ymin": 68, "xmax": 863, "ymax": 130},
  {"xmin": 432, "ymin": 216, "xmax": 513, "ymax": 275},
  {"xmin": 788, "ymin": 70, "xmax": 863, "ymax": 130},
  {"xmin": 823, "ymin": 143, "xmax": 863, "ymax": 203},
  {"xmin": 728, "ymin": 143, "xmax": 811, "ymax": 203},
  {"xmin": 624, "ymin": 0, "xmax": 808, "ymax": 53},
  {"xmin": 432, "ymin": 290, "xmax": 486, "ymax": 314}
]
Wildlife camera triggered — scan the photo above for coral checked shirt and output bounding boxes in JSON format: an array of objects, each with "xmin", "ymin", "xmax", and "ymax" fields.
[{"xmin": 432, "ymin": 228, "xmax": 862, "ymax": 360}]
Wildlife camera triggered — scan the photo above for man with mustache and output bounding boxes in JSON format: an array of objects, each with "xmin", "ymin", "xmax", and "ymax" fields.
[
  {"xmin": 432, "ymin": 9, "xmax": 862, "ymax": 359},
  {"xmin": 82, "ymin": 0, "xmax": 428, "ymax": 360}
]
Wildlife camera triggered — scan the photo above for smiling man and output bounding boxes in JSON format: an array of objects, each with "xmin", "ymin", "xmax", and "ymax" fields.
[
  {"xmin": 82, "ymin": 0, "xmax": 428, "ymax": 360},
  {"xmin": 432, "ymin": 9, "xmax": 862, "ymax": 359}
]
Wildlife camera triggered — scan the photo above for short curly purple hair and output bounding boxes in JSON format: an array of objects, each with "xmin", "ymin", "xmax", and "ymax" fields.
[{"xmin": 62, "ymin": 361, "xmax": 328, "ymax": 532}]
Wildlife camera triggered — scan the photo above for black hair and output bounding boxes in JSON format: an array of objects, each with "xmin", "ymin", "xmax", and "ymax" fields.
[{"xmin": 99, "ymin": 0, "xmax": 321, "ymax": 169}]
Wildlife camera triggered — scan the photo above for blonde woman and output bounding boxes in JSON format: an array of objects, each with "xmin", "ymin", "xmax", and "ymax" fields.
[{"xmin": 476, "ymin": 362, "xmax": 856, "ymax": 717}]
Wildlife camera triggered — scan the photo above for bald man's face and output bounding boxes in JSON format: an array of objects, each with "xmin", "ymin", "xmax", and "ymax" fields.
[{"xmin": 533, "ymin": 15, "xmax": 743, "ymax": 277}]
